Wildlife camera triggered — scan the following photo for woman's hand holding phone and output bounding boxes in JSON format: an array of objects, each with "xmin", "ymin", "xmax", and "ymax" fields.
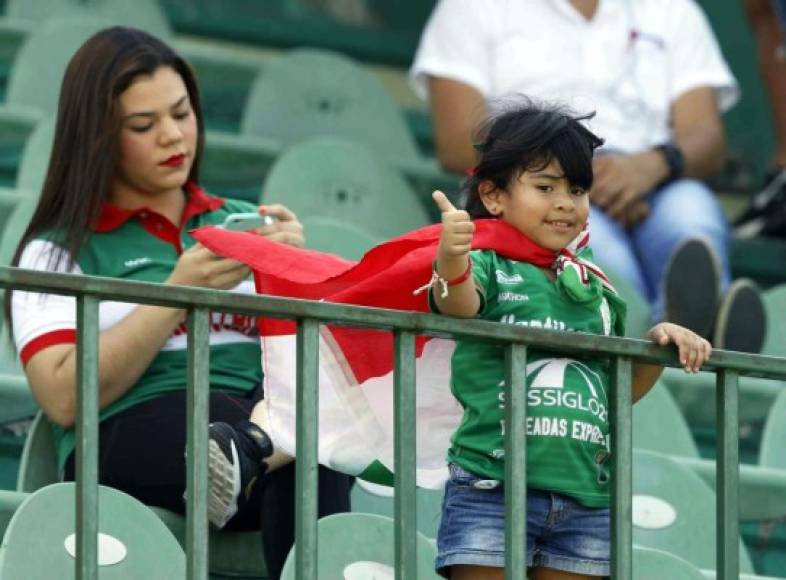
[{"xmin": 222, "ymin": 204, "xmax": 305, "ymax": 248}]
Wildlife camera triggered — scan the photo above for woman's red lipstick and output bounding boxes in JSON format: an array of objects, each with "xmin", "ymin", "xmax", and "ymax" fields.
[{"xmin": 161, "ymin": 153, "xmax": 185, "ymax": 167}]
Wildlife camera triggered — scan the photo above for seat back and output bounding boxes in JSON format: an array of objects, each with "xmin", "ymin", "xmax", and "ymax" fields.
[
  {"xmin": 280, "ymin": 512, "xmax": 441, "ymax": 579},
  {"xmin": 16, "ymin": 411, "xmax": 58, "ymax": 493},
  {"xmin": 633, "ymin": 449, "xmax": 754, "ymax": 572},
  {"xmin": 0, "ymin": 482, "xmax": 185, "ymax": 578},
  {"xmin": 301, "ymin": 216, "xmax": 381, "ymax": 261},
  {"xmin": 760, "ymin": 387, "xmax": 786, "ymax": 470},
  {"xmin": 633, "ymin": 381, "xmax": 700, "ymax": 458},
  {"xmin": 762, "ymin": 284, "xmax": 786, "ymax": 357},
  {"xmin": 241, "ymin": 48, "xmax": 420, "ymax": 162},
  {"xmin": 633, "ymin": 546, "xmax": 705, "ymax": 579},
  {"xmin": 6, "ymin": 0, "xmax": 170, "ymax": 38},
  {"xmin": 16, "ymin": 116, "xmax": 54, "ymax": 194},
  {"xmin": 6, "ymin": 18, "xmax": 114, "ymax": 115},
  {"xmin": 350, "ymin": 478, "xmax": 444, "ymax": 539},
  {"xmin": 261, "ymin": 136, "xmax": 430, "ymax": 239}
]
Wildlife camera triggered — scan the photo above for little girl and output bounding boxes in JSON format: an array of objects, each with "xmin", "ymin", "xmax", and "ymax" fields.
[{"xmin": 430, "ymin": 103, "xmax": 711, "ymax": 580}]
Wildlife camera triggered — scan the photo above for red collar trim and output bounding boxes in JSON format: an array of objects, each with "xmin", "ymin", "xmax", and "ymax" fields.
[{"xmin": 94, "ymin": 182, "xmax": 224, "ymax": 233}]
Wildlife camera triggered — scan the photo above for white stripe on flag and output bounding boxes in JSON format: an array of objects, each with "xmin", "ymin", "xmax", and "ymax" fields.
[{"xmin": 260, "ymin": 331, "xmax": 461, "ymax": 489}]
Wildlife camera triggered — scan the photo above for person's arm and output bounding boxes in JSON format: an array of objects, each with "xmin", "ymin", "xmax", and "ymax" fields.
[
  {"xmin": 631, "ymin": 322, "xmax": 712, "ymax": 403},
  {"xmin": 591, "ymin": 86, "xmax": 725, "ymax": 225},
  {"xmin": 428, "ymin": 77, "xmax": 487, "ymax": 174},
  {"xmin": 22, "ymin": 243, "xmax": 251, "ymax": 427},
  {"xmin": 431, "ymin": 190, "xmax": 480, "ymax": 317}
]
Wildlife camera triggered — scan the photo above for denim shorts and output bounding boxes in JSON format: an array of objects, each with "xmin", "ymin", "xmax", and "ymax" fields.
[{"xmin": 436, "ymin": 463, "xmax": 610, "ymax": 577}]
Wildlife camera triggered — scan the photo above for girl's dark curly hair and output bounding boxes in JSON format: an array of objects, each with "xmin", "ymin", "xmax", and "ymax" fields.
[{"xmin": 464, "ymin": 98, "xmax": 604, "ymax": 218}]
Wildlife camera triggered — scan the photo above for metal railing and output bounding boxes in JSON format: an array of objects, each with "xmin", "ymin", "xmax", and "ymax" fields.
[{"xmin": 2, "ymin": 266, "xmax": 786, "ymax": 580}]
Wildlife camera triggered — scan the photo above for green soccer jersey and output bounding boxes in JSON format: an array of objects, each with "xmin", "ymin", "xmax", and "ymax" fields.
[
  {"xmin": 445, "ymin": 249, "xmax": 624, "ymax": 508},
  {"xmin": 12, "ymin": 184, "xmax": 263, "ymax": 468}
]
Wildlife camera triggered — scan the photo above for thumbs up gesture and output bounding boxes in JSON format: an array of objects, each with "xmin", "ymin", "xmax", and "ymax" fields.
[{"xmin": 433, "ymin": 190, "xmax": 475, "ymax": 258}]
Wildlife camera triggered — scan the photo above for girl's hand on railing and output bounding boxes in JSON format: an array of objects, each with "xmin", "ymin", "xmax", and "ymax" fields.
[
  {"xmin": 646, "ymin": 322, "xmax": 712, "ymax": 374},
  {"xmin": 253, "ymin": 204, "xmax": 305, "ymax": 248},
  {"xmin": 167, "ymin": 243, "xmax": 251, "ymax": 290}
]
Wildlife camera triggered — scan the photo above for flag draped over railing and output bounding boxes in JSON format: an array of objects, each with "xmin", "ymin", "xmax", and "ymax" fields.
[{"xmin": 192, "ymin": 220, "xmax": 623, "ymax": 487}]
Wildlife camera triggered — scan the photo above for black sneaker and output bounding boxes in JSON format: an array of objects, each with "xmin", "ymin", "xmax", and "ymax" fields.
[
  {"xmin": 713, "ymin": 279, "xmax": 766, "ymax": 353},
  {"xmin": 734, "ymin": 168, "xmax": 786, "ymax": 239},
  {"xmin": 207, "ymin": 420, "xmax": 273, "ymax": 528},
  {"xmin": 663, "ymin": 238, "xmax": 722, "ymax": 338}
]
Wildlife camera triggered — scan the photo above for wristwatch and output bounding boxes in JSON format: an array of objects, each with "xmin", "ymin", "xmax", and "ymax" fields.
[{"xmin": 654, "ymin": 142, "xmax": 685, "ymax": 185}]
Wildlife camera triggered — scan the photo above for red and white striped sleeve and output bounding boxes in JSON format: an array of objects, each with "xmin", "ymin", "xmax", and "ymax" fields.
[{"xmin": 11, "ymin": 240, "xmax": 79, "ymax": 365}]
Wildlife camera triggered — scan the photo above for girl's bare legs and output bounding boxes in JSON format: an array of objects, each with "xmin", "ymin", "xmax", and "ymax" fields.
[
  {"xmin": 531, "ymin": 567, "xmax": 602, "ymax": 580},
  {"xmin": 450, "ymin": 565, "xmax": 504, "ymax": 580},
  {"xmin": 450, "ymin": 566, "xmax": 602, "ymax": 579}
]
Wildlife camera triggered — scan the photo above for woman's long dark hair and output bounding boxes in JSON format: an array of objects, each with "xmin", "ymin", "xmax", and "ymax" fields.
[
  {"xmin": 4, "ymin": 26, "xmax": 204, "ymax": 330},
  {"xmin": 464, "ymin": 99, "xmax": 604, "ymax": 218}
]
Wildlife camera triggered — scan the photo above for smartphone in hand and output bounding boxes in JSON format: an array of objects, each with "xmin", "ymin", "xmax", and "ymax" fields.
[{"xmin": 221, "ymin": 212, "xmax": 275, "ymax": 231}]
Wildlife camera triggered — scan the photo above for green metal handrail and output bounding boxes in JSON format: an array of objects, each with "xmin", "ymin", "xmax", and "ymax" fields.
[{"xmin": 2, "ymin": 266, "xmax": 785, "ymax": 580}]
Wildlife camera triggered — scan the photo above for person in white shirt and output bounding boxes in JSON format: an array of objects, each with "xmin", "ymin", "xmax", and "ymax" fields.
[{"xmin": 411, "ymin": 0, "xmax": 766, "ymax": 353}]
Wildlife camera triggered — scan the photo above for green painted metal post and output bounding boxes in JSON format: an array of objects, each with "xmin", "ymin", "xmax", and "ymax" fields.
[
  {"xmin": 295, "ymin": 319, "xmax": 319, "ymax": 580},
  {"xmin": 504, "ymin": 344, "xmax": 527, "ymax": 579},
  {"xmin": 394, "ymin": 331, "xmax": 417, "ymax": 580},
  {"xmin": 186, "ymin": 308, "xmax": 210, "ymax": 580},
  {"xmin": 75, "ymin": 295, "xmax": 99, "ymax": 580},
  {"xmin": 610, "ymin": 357, "xmax": 633, "ymax": 580},
  {"xmin": 716, "ymin": 370, "xmax": 740, "ymax": 580}
]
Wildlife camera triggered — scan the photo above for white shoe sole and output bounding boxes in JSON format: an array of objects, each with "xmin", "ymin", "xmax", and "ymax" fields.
[{"xmin": 207, "ymin": 438, "xmax": 241, "ymax": 529}]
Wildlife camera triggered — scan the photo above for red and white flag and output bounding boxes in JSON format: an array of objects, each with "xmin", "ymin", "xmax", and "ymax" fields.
[{"xmin": 192, "ymin": 220, "xmax": 616, "ymax": 487}]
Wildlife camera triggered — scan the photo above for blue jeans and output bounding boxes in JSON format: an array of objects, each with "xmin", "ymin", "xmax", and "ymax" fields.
[
  {"xmin": 436, "ymin": 463, "xmax": 610, "ymax": 577},
  {"xmin": 589, "ymin": 178, "xmax": 730, "ymax": 322}
]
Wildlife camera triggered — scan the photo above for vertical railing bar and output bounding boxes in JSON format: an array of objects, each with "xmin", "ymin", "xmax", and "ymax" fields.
[
  {"xmin": 295, "ymin": 319, "xmax": 319, "ymax": 580},
  {"xmin": 394, "ymin": 331, "xmax": 417, "ymax": 580},
  {"xmin": 716, "ymin": 369, "xmax": 740, "ymax": 579},
  {"xmin": 75, "ymin": 294, "xmax": 99, "ymax": 580},
  {"xmin": 504, "ymin": 344, "xmax": 527, "ymax": 579},
  {"xmin": 186, "ymin": 307, "xmax": 210, "ymax": 580},
  {"xmin": 611, "ymin": 356, "xmax": 633, "ymax": 580}
]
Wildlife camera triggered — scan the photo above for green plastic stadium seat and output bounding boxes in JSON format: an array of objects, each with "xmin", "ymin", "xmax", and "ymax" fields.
[
  {"xmin": 15, "ymin": 411, "xmax": 268, "ymax": 578},
  {"xmin": 4, "ymin": 18, "xmax": 111, "ymax": 117},
  {"xmin": 301, "ymin": 216, "xmax": 381, "ymax": 261},
  {"xmin": 5, "ymin": 0, "xmax": 171, "ymax": 38},
  {"xmin": 241, "ymin": 48, "xmax": 420, "ymax": 162},
  {"xmin": 760, "ymin": 388, "xmax": 786, "ymax": 471},
  {"xmin": 0, "ymin": 187, "xmax": 23, "ymax": 237},
  {"xmin": 633, "ymin": 546, "xmax": 705, "ymax": 579},
  {"xmin": 170, "ymin": 37, "xmax": 264, "ymax": 134},
  {"xmin": 0, "ymin": 482, "xmax": 185, "ymax": 579},
  {"xmin": 632, "ymin": 449, "xmax": 755, "ymax": 572},
  {"xmin": 634, "ymin": 382, "xmax": 786, "ymax": 520},
  {"xmin": 261, "ymin": 136, "xmax": 431, "ymax": 239},
  {"xmin": 634, "ymin": 381, "xmax": 700, "ymax": 458},
  {"xmin": 350, "ymin": 478, "xmax": 444, "ymax": 540},
  {"xmin": 0, "ymin": 19, "xmax": 32, "ymax": 108},
  {"xmin": 150, "ymin": 507, "xmax": 268, "ymax": 579},
  {"xmin": 16, "ymin": 411, "xmax": 56, "ymax": 493},
  {"xmin": 0, "ymin": 489, "xmax": 27, "ymax": 540},
  {"xmin": 15, "ymin": 115, "xmax": 53, "ymax": 194},
  {"xmin": 662, "ymin": 284, "xmax": 786, "ymax": 442},
  {"xmin": 201, "ymin": 130, "xmax": 280, "ymax": 203},
  {"xmin": 280, "ymin": 512, "xmax": 441, "ymax": 580},
  {"xmin": 0, "ymin": 18, "xmax": 110, "ymax": 186},
  {"xmin": 762, "ymin": 284, "xmax": 786, "ymax": 357}
]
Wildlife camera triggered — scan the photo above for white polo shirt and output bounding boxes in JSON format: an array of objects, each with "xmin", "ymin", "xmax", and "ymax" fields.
[{"xmin": 410, "ymin": 0, "xmax": 738, "ymax": 154}]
